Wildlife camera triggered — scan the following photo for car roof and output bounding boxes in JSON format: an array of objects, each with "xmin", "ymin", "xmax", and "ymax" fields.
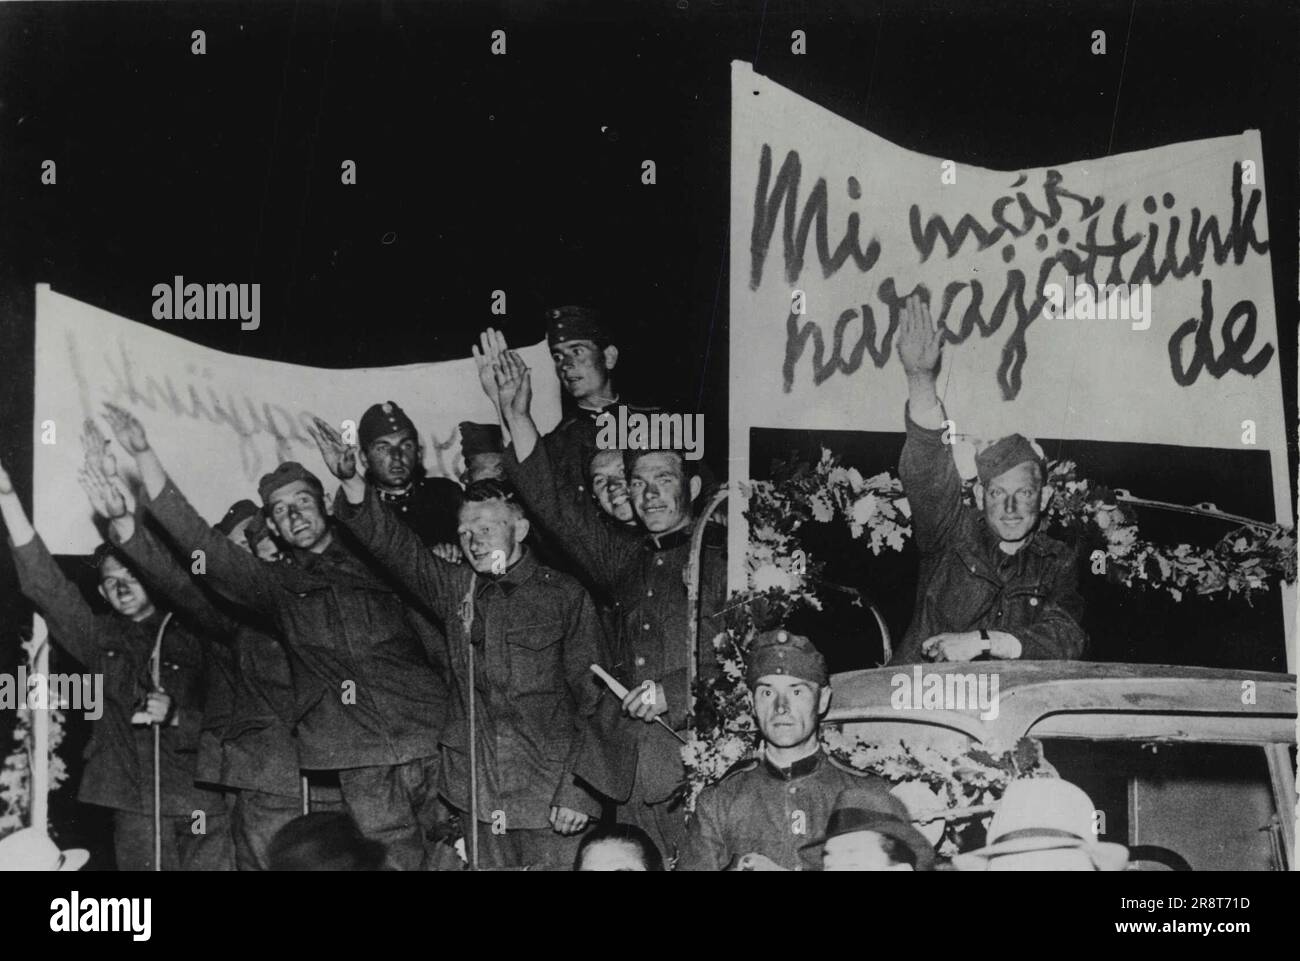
[{"xmin": 826, "ymin": 661, "xmax": 1298, "ymax": 750}]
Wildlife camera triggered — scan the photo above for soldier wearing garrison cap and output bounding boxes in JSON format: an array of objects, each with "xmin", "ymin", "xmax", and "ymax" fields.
[
  {"xmin": 889, "ymin": 292, "xmax": 1086, "ymax": 665},
  {"xmin": 481, "ymin": 344, "xmax": 726, "ymax": 861},
  {"xmin": 358, "ymin": 400, "xmax": 462, "ymax": 549},
  {"xmin": 677, "ymin": 629, "xmax": 893, "ymax": 872},
  {"xmin": 103, "ymin": 405, "xmax": 453, "ymax": 871},
  {"xmin": 537, "ymin": 306, "xmax": 658, "ymax": 510}
]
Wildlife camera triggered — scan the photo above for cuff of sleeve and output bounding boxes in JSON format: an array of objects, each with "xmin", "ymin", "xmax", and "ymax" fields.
[
  {"xmin": 903, "ymin": 400, "xmax": 948, "ymax": 438},
  {"xmin": 552, "ymin": 779, "xmax": 601, "ymax": 818},
  {"xmin": 661, "ymin": 667, "xmax": 690, "ymax": 729},
  {"xmin": 330, "ymin": 484, "xmax": 366, "ymax": 521}
]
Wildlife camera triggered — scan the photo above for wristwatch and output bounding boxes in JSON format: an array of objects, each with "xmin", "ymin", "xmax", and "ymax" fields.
[{"xmin": 979, "ymin": 628, "xmax": 992, "ymax": 653}]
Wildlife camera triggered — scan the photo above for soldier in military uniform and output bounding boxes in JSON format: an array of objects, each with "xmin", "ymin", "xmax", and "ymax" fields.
[
  {"xmin": 1, "ymin": 455, "xmax": 232, "ymax": 871},
  {"xmin": 483, "ymin": 348, "xmax": 726, "ymax": 863},
  {"xmin": 888, "ymin": 294, "xmax": 1086, "ymax": 664},
  {"xmin": 676, "ymin": 630, "xmax": 895, "ymax": 872},
  {"xmin": 358, "ymin": 400, "xmax": 462, "ymax": 549},
  {"xmin": 312, "ymin": 419, "xmax": 607, "ymax": 872}
]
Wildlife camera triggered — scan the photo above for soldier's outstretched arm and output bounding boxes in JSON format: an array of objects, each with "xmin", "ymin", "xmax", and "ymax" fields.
[
  {"xmin": 103, "ymin": 406, "xmax": 274, "ymax": 613},
  {"xmin": 2, "ymin": 458, "xmax": 105, "ymax": 669}
]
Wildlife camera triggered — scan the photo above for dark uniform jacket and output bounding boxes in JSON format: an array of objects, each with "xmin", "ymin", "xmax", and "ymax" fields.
[
  {"xmin": 504, "ymin": 441, "xmax": 727, "ymax": 805},
  {"xmin": 112, "ymin": 518, "xmax": 301, "ymax": 798},
  {"xmin": 333, "ymin": 486, "xmax": 605, "ymax": 827},
  {"xmin": 146, "ymin": 478, "xmax": 447, "ymax": 771},
  {"xmin": 375, "ymin": 475, "xmax": 463, "ymax": 547},
  {"xmin": 11, "ymin": 534, "xmax": 224, "ymax": 816},
  {"xmin": 889, "ymin": 406, "xmax": 1087, "ymax": 665},
  {"xmin": 539, "ymin": 403, "xmax": 619, "ymax": 510},
  {"xmin": 676, "ymin": 749, "xmax": 894, "ymax": 872}
]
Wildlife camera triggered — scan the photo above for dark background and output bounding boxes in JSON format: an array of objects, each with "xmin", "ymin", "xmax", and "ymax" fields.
[{"xmin": 0, "ymin": 0, "xmax": 1296, "ymax": 853}]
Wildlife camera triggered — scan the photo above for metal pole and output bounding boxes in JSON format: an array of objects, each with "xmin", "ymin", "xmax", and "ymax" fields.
[
  {"xmin": 460, "ymin": 573, "xmax": 479, "ymax": 870},
  {"xmin": 685, "ymin": 487, "xmax": 730, "ymax": 725},
  {"xmin": 151, "ymin": 612, "xmax": 173, "ymax": 871}
]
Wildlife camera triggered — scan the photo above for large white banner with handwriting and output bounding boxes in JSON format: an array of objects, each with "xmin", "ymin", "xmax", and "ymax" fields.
[{"xmin": 34, "ymin": 284, "xmax": 561, "ymax": 553}]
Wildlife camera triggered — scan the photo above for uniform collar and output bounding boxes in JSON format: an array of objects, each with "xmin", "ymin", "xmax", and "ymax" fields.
[
  {"xmin": 576, "ymin": 393, "xmax": 619, "ymax": 415},
  {"xmin": 474, "ymin": 547, "xmax": 536, "ymax": 598},
  {"xmin": 376, "ymin": 481, "xmax": 416, "ymax": 502},
  {"xmin": 762, "ymin": 747, "xmax": 824, "ymax": 781},
  {"xmin": 645, "ymin": 523, "xmax": 693, "ymax": 552},
  {"xmin": 975, "ymin": 518, "xmax": 1051, "ymax": 568}
]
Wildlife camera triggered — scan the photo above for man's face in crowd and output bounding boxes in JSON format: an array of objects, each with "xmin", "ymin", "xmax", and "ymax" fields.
[
  {"xmin": 267, "ymin": 480, "xmax": 331, "ymax": 553},
  {"xmin": 97, "ymin": 554, "xmax": 155, "ymax": 621},
  {"xmin": 458, "ymin": 497, "xmax": 528, "ymax": 574},
  {"xmin": 576, "ymin": 840, "xmax": 648, "ymax": 872},
  {"xmin": 978, "ymin": 460, "xmax": 1049, "ymax": 543},
  {"xmin": 628, "ymin": 452, "xmax": 698, "ymax": 534},
  {"xmin": 550, "ymin": 339, "xmax": 616, "ymax": 403},
  {"xmin": 463, "ymin": 452, "xmax": 505, "ymax": 485},
  {"xmin": 589, "ymin": 450, "xmax": 633, "ymax": 524},
  {"xmin": 823, "ymin": 831, "xmax": 912, "ymax": 872},
  {"xmin": 752, "ymin": 674, "xmax": 831, "ymax": 750},
  {"xmin": 362, "ymin": 428, "xmax": 419, "ymax": 490}
]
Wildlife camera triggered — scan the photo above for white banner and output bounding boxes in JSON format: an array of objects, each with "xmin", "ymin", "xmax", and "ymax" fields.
[
  {"xmin": 727, "ymin": 62, "xmax": 1292, "ymax": 661},
  {"xmin": 33, "ymin": 285, "xmax": 561, "ymax": 554}
]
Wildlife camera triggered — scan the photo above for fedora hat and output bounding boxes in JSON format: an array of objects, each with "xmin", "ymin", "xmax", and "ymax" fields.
[
  {"xmin": 0, "ymin": 828, "xmax": 90, "ymax": 872},
  {"xmin": 952, "ymin": 778, "xmax": 1129, "ymax": 871},
  {"xmin": 802, "ymin": 786, "xmax": 937, "ymax": 870}
]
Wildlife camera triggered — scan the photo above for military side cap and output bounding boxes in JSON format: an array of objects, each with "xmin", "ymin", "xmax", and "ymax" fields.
[
  {"xmin": 359, "ymin": 401, "xmax": 417, "ymax": 449},
  {"xmin": 746, "ymin": 629, "xmax": 828, "ymax": 687},
  {"xmin": 459, "ymin": 421, "xmax": 503, "ymax": 457},
  {"xmin": 214, "ymin": 499, "xmax": 260, "ymax": 536},
  {"xmin": 545, "ymin": 305, "xmax": 610, "ymax": 348},
  {"xmin": 257, "ymin": 462, "xmax": 324, "ymax": 506},
  {"xmin": 975, "ymin": 433, "xmax": 1045, "ymax": 485}
]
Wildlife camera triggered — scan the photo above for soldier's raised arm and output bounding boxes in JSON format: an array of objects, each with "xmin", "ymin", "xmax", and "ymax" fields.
[
  {"xmin": 895, "ymin": 294, "xmax": 964, "ymax": 552},
  {"xmin": 103, "ymin": 404, "xmax": 274, "ymax": 613},
  {"xmin": 309, "ymin": 417, "xmax": 463, "ymax": 624}
]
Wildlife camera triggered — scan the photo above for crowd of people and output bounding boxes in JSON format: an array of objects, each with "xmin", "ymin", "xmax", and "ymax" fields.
[{"xmin": 0, "ymin": 295, "xmax": 1113, "ymax": 871}]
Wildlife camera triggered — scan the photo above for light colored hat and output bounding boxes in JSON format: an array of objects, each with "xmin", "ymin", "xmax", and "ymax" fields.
[
  {"xmin": 0, "ymin": 828, "xmax": 90, "ymax": 871},
  {"xmin": 952, "ymin": 778, "xmax": 1129, "ymax": 871}
]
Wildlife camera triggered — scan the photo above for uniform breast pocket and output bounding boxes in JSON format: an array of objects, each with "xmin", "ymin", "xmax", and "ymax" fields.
[
  {"xmin": 1003, "ymin": 584, "xmax": 1049, "ymax": 624},
  {"xmin": 505, "ymin": 622, "xmax": 564, "ymax": 696}
]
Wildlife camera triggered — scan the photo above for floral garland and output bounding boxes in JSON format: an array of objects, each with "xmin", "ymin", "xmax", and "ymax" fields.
[
  {"xmin": 1044, "ymin": 461, "xmax": 1297, "ymax": 602},
  {"xmin": 682, "ymin": 447, "xmax": 1296, "ymax": 836},
  {"xmin": 0, "ymin": 630, "xmax": 70, "ymax": 838}
]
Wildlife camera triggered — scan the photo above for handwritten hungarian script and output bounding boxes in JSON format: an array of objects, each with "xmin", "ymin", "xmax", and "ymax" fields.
[{"xmin": 33, "ymin": 286, "xmax": 562, "ymax": 554}]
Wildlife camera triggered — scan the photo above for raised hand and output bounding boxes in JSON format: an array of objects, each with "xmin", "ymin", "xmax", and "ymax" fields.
[
  {"xmin": 472, "ymin": 328, "xmax": 511, "ymax": 405},
  {"xmin": 896, "ymin": 293, "xmax": 943, "ymax": 378},
  {"xmin": 81, "ymin": 418, "xmax": 117, "ymax": 478},
  {"xmin": 102, "ymin": 403, "xmax": 151, "ymax": 454},
  {"xmin": 78, "ymin": 461, "xmax": 131, "ymax": 520},
  {"xmin": 495, "ymin": 350, "xmax": 532, "ymax": 419},
  {"xmin": 0, "ymin": 456, "xmax": 12, "ymax": 497},
  {"xmin": 307, "ymin": 417, "xmax": 358, "ymax": 481},
  {"xmin": 430, "ymin": 542, "xmax": 462, "ymax": 564}
]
